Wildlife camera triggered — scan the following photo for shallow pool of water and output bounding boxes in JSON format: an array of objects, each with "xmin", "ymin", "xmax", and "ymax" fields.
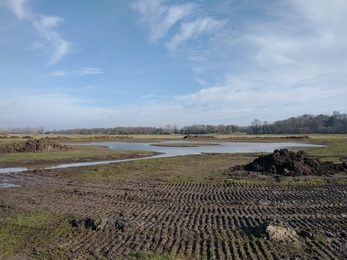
[{"xmin": 0, "ymin": 141, "xmax": 324, "ymax": 187}]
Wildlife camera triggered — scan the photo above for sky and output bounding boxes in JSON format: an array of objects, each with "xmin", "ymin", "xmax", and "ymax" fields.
[{"xmin": 0, "ymin": 0, "xmax": 346, "ymax": 130}]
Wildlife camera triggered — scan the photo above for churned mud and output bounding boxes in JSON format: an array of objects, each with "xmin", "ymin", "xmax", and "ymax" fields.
[{"xmin": 1, "ymin": 152, "xmax": 347, "ymax": 259}]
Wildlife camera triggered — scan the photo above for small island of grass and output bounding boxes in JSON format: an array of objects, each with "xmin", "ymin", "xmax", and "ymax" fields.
[{"xmin": 150, "ymin": 142, "xmax": 221, "ymax": 147}]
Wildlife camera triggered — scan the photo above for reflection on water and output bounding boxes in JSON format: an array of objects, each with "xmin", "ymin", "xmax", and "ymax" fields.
[
  {"xmin": 0, "ymin": 181, "xmax": 21, "ymax": 188},
  {"xmin": 0, "ymin": 141, "xmax": 324, "ymax": 188}
]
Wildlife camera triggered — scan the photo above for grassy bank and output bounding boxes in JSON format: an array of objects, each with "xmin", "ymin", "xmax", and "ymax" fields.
[
  {"xmin": 0, "ymin": 145, "xmax": 158, "ymax": 167},
  {"xmin": 76, "ymin": 153, "xmax": 257, "ymax": 184},
  {"xmin": 307, "ymin": 135, "xmax": 347, "ymax": 163}
]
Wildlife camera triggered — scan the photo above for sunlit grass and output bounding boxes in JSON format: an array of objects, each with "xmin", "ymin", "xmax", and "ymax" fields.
[
  {"xmin": 307, "ymin": 135, "xmax": 347, "ymax": 162},
  {"xmin": 0, "ymin": 145, "xmax": 154, "ymax": 164},
  {"xmin": 0, "ymin": 209, "xmax": 79, "ymax": 258},
  {"xmin": 76, "ymin": 153, "xmax": 239, "ymax": 183}
]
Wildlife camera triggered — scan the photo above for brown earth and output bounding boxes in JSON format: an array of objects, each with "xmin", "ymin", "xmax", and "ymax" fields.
[
  {"xmin": 229, "ymin": 149, "xmax": 347, "ymax": 176},
  {"xmin": 1, "ymin": 153, "xmax": 347, "ymax": 259},
  {"xmin": 183, "ymin": 135, "xmax": 216, "ymax": 139},
  {"xmin": 0, "ymin": 138, "xmax": 72, "ymax": 154}
]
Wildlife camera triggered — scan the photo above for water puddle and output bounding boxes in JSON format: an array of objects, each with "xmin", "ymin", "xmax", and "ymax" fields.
[{"xmin": 0, "ymin": 141, "xmax": 324, "ymax": 188}]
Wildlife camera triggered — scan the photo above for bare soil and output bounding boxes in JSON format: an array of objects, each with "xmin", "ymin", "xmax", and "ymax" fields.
[
  {"xmin": 183, "ymin": 135, "xmax": 216, "ymax": 139},
  {"xmin": 0, "ymin": 138, "xmax": 72, "ymax": 154},
  {"xmin": 1, "ymin": 153, "xmax": 347, "ymax": 259},
  {"xmin": 229, "ymin": 149, "xmax": 347, "ymax": 176}
]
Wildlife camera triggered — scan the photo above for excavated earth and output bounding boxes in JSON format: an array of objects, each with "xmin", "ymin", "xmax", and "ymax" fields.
[
  {"xmin": 1, "ymin": 153, "xmax": 347, "ymax": 259},
  {"xmin": 229, "ymin": 149, "xmax": 347, "ymax": 176},
  {"xmin": 0, "ymin": 138, "xmax": 72, "ymax": 154},
  {"xmin": 183, "ymin": 135, "xmax": 216, "ymax": 139}
]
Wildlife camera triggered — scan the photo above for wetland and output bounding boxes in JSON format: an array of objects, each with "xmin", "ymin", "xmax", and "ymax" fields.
[{"xmin": 0, "ymin": 134, "xmax": 346, "ymax": 259}]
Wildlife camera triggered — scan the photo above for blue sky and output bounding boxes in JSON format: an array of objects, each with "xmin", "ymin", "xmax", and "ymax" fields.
[{"xmin": 0, "ymin": 0, "xmax": 346, "ymax": 130}]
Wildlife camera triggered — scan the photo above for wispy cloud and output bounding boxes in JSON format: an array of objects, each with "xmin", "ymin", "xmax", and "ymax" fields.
[
  {"xmin": 78, "ymin": 67, "xmax": 104, "ymax": 75},
  {"xmin": 132, "ymin": 0, "xmax": 196, "ymax": 43},
  {"xmin": 133, "ymin": 0, "xmax": 227, "ymax": 60},
  {"xmin": 174, "ymin": 0, "xmax": 347, "ymax": 122},
  {"xmin": 165, "ymin": 17, "xmax": 227, "ymax": 52},
  {"xmin": 50, "ymin": 68, "xmax": 104, "ymax": 77},
  {"xmin": 0, "ymin": 0, "xmax": 32, "ymax": 19},
  {"xmin": 50, "ymin": 70, "xmax": 68, "ymax": 76},
  {"xmin": 1, "ymin": 0, "xmax": 71, "ymax": 64}
]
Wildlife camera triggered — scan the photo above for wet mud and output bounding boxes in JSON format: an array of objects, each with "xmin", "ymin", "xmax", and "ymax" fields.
[{"xmin": 1, "ymin": 154, "xmax": 347, "ymax": 259}]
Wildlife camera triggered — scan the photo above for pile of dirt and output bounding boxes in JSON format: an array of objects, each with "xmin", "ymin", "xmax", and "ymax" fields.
[
  {"xmin": 253, "ymin": 219, "xmax": 299, "ymax": 243},
  {"xmin": 183, "ymin": 135, "xmax": 216, "ymax": 139},
  {"xmin": 229, "ymin": 149, "xmax": 347, "ymax": 176},
  {"xmin": 0, "ymin": 138, "xmax": 72, "ymax": 153},
  {"xmin": 71, "ymin": 217, "xmax": 111, "ymax": 231},
  {"xmin": 71, "ymin": 217, "xmax": 140, "ymax": 232}
]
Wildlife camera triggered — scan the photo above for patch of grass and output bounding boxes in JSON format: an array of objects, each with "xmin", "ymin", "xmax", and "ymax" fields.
[
  {"xmin": 0, "ymin": 209, "xmax": 79, "ymax": 258},
  {"xmin": 150, "ymin": 143, "xmax": 220, "ymax": 147},
  {"xmin": 0, "ymin": 145, "xmax": 154, "ymax": 164},
  {"xmin": 225, "ymin": 178, "xmax": 266, "ymax": 186},
  {"xmin": 308, "ymin": 135, "xmax": 347, "ymax": 162},
  {"xmin": 127, "ymin": 251, "xmax": 179, "ymax": 260},
  {"xmin": 281, "ymin": 178, "xmax": 327, "ymax": 186},
  {"xmin": 77, "ymin": 154, "xmax": 236, "ymax": 183},
  {"xmin": 314, "ymin": 234, "xmax": 327, "ymax": 243}
]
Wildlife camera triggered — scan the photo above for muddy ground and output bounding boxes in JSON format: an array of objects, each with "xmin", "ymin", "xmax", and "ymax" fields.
[{"xmin": 1, "ymin": 152, "xmax": 347, "ymax": 260}]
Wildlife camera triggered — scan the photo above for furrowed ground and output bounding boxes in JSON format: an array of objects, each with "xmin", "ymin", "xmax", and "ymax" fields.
[{"xmin": 0, "ymin": 134, "xmax": 346, "ymax": 259}]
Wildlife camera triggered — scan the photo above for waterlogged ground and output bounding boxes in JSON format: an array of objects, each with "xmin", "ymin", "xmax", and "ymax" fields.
[{"xmin": 1, "ymin": 153, "xmax": 347, "ymax": 259}]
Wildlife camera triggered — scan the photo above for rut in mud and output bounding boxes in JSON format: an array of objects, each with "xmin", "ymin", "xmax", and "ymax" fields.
[{"xmin": 1, "ymin": 164, "xmax": 347, "ymax": 260}]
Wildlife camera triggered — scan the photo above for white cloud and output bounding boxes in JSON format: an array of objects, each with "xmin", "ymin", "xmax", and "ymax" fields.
[
  {"xmin": 0, "ymin": 0, "xmax": 31, "ymax": 19},
  {"xmin": 173, "ymin": 0, "xmax": 347, "ymax": 121},
  {"xmin": 50, "ymin": 68, "xmax": 104, "ymax": 77},
  {"xmin": 78, "ymin": 67, "xmax": 104, "ymax": 75},
  {"xmin": 132, "ymin": 0, "xmax": 196, "ymax": 43},
  {"xmin": 165, "ymin": 17, "xmax": 227, "ymax": 52},
  {"xmin": 195, "ymin": 78, "xmax": 206, "ymax": 86},
  {"xmin": 50, "ymin": 70, "xmax": 68, "ymax": 76},
  {"xmin": 1, "ymin": 0, "xmax": 71, "ymax": 64},
  {"xmin": 32, "ymin": 15, "xmax": 70, "ymax": 65}
]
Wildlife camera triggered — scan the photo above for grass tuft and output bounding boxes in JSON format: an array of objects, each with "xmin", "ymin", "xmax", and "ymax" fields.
[{"xmin": 0, "ymin": 209, "xmax": 79, "ymax": 258}]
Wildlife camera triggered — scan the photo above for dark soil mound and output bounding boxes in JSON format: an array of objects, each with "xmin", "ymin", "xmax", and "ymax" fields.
[
  {"xmin": 71, "ymin": 217, "xmax": 139, "ymax": 232},
  {"xmin": 0, "ymin": 138, "xmax": 72, "ymax": 153},
  {"xmin": 71, "ymin": 217, "xmax": 111, "ymax": 231},
  {"xmin": 230, "ymin": 149, "xmax": 347, "ymax": 176},
  {"xmin": 183, "ymin": 135, "xmax": 216, "ymax": 139}
]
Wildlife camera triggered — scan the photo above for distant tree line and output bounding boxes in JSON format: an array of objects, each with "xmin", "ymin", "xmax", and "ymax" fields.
[
  {"xmin": 0, "ymin": 126, "xmax": 45, "ymax": 135},
  {"xmin": 249, "ymin": 111, "xmax": 347, "ymax": 134},
  {"xmin": 1, "ymin": 112, "xmax": 346, "ymax": 135},
  {"xmin": 178, "ymin": 124, "xmax": 239, "ymax": 134}
]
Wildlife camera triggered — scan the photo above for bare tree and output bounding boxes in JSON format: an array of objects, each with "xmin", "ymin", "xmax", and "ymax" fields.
[{"xmin": 251, "ymin": 119, "xmax": 262, "ymax": 134}]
